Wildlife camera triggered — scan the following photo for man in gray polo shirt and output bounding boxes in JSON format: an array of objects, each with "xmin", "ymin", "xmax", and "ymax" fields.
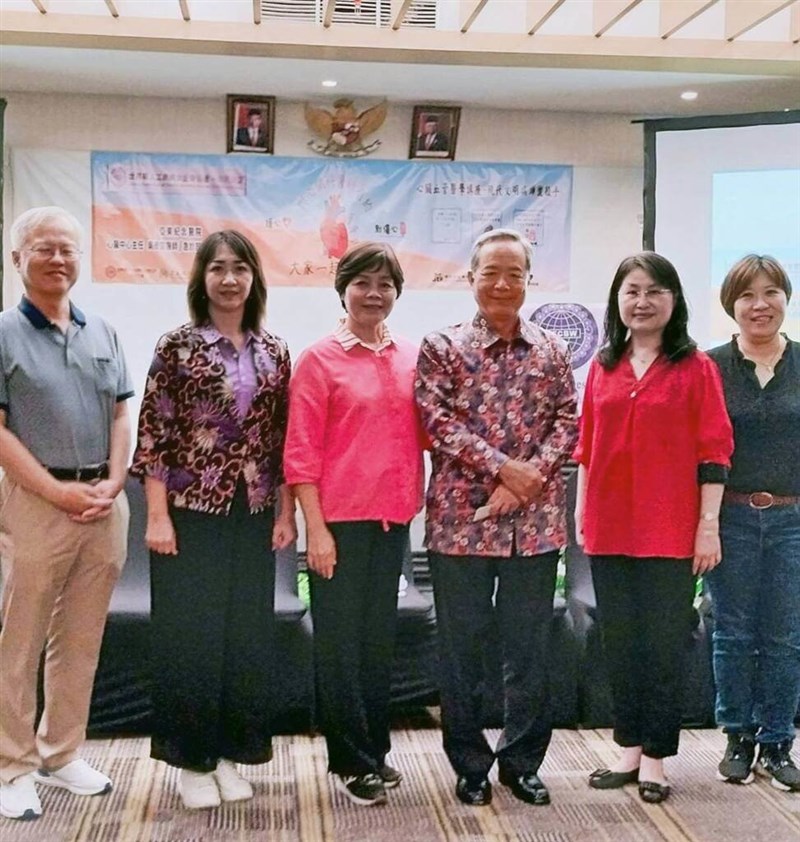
[{"xmin": 0, "ymin": 206, "xmax": 132, "ymax": 821}]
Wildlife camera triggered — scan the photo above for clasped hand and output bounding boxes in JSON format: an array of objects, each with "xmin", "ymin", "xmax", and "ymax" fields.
[
  {"xmin": 60, "ymin": 479, "xmax": 118, "ymax": 524},
  {"xmin": 488, "ymin": 459, "xmax": 545, "ymax": 516}
]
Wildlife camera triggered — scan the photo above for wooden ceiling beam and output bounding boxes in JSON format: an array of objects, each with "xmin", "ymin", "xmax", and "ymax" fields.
[
  {"xmin": 460, "ymin": 0, "xmax": 489, "ymax": 34},
  {"xmin": 3, "ymin": 11, "xmax": 797, "ymax": 74},
  {"xmin": 725, "ymin": 0, "xmax": 794, "ymax": 41},
  {"xmin": 792, "ymin": 1, "xmax": 800, "ymax": 43},
  {"xmin": 526, "ymin": 0, "xmax": 566, "ymax": 36},
  {"xmin": 322, "ymin": 0, "xmax": 336, "ymax": 28},
  {"xmin": 593, "ymin": 0, "xmax": 643, "ymax": 37},
  {"xmin": 391, "ymin": 0, "xmax": 415, "ymax": 31},
  {"xmin": 659, "ymin": 0, "xmax": 719, "ymax": 39}
]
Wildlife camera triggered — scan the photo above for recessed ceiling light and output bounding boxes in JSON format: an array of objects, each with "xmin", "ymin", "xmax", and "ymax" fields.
[
  {"xmin": 322, "ymin": 80, "xmax": 338, "ymax": 88},
  {"xmin": 680, "ymin": 91, "xmax": 699, "ymax": 101}
]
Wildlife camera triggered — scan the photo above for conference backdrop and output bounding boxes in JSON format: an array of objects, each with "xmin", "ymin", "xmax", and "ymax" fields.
[{"xmin": 91, "ymin": 152, "xmax": 573, "ymax": 293}]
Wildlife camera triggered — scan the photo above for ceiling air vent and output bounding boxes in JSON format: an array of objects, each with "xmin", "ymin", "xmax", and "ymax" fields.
[
  {"xmin": 262, "ymin": 0, "xmax": 323, "ymax": 24},
  {"xmin": 401, "ymin": 0, "xmax": 437, "ymax": 29},
  {"xmin": 331, "ymin": 0, "xmax": 391, "ymax": 27},
  {"xmin": 260, "ymin": 0, "xmax": 435, "ymax": 28}
]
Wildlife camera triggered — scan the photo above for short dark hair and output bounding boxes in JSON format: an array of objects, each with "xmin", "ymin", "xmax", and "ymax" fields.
[
  {"xmin": 187, "ymin": 230, "xmax": 267, "ymax": 331},
  {"xmin": 247, "ymin": 108, "xmax": 262, "ymax": 118},
  {"xmin": 424, "ymin": 115, "xmax": 439, "ymax": 124},
  {"xmin": 719, "ymin": 254, "xmax": 792, "ymax": 318},
  {"xmin": 333, "ymin": 242, "xmax": 404, "ymax": 309},
  {"xmin": 598, "ymin": 251, "xmax": 696, "ymax": 369}
]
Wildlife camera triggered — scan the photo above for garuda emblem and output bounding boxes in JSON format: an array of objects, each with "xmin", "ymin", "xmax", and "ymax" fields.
[{"xmin": 305, "ymin": 98, "xmax": 388, "ymax": 158}]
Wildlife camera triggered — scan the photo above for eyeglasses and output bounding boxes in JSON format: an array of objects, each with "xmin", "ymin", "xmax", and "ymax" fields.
[
  {"xmin": 25, "ymin": 245, "xmax": 82, "ymax": 260},
  {"xmin": 619, "ymin": 288, "xmax": 672, "ymax": 302}
]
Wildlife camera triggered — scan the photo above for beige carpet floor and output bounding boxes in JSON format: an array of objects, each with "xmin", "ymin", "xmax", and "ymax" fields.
[{"xmin": 2, "ymin": 726, "xmax": 799, "ymax": 842}]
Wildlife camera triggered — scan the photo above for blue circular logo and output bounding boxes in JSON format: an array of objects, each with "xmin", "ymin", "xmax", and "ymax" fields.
[{"xmin": 530, "ymin": 303, "xmax": 599, "ymax": 369}]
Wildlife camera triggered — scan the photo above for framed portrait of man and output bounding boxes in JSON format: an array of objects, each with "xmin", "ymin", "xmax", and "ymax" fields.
[
  {"xmin": 227, "ymin": 95, "xmax": 276, "ymax": 154},
  {"xmin": 409, "ymin": 105, "xmax": 461, "ymax": 161}
]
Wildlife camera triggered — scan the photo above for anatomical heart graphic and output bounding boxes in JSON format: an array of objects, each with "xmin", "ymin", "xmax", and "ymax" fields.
[{"xmin": 319, "ymin": 195, "xmax": 349, "ymax": 259}]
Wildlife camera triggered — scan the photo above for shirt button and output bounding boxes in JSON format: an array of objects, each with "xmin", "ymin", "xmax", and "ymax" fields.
[{"xmin": 630, "ymin": 390, "xmax": 637, "ymax": 398}]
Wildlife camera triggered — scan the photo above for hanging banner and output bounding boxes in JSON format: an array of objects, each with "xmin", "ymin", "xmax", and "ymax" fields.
[{"xmin": 91, "ymin": 152, "xmax": 572, "ymax": 290}]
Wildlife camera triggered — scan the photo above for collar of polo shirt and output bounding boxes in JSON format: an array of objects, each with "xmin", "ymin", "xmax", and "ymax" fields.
[{"xmin": 19, "ymin": 296, "xmax": 86, "ymax": 329}]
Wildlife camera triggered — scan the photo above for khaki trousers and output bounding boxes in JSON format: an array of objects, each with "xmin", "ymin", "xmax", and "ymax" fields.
[{"xmin": 0, "ymin": 479, "xmax": 128, "ymax": 783}]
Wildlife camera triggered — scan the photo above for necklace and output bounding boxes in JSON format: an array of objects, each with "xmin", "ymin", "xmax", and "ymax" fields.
[{"xmin": 740, "ymin": 337, "xmax": 785, "ymax": 372}]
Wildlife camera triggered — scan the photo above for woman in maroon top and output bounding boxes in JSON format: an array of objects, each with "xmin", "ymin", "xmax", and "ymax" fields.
[{"xmin": 574, "ymin": 252, "xmax": 733, "ymax": 804}]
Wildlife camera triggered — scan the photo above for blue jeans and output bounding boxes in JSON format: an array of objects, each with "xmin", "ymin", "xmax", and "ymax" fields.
[{"xmin": 705, "ymin": 502, "xmax": 800, "ymax": 744}]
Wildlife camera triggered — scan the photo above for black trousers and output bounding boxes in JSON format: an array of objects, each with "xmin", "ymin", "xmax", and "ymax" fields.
[
  {"xmin": 430, "ymin": 550, "xmax": 559, "ymax": 780},
  {"xmin": 590, "ymin": 556, "xmax": 696, "ymax": 759},
  {"xmin": 309, "ymin": 521, "xmax": 407, "ymax": 776},
  {"xmin": 150, "ymin": 487, "xmax": 275, "ymax": 772}
]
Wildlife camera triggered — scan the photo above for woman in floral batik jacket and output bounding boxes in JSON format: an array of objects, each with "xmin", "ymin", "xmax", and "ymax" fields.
[{"xmin": 131, "ymin": 230, "xmax": 295, "ymax": 811}]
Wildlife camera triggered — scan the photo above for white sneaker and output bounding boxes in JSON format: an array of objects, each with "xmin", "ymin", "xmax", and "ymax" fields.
[
  {"xmin": 33, "ymin": 759, "xmax": 112, "ymax": 796},
  {"xmin": 179, "ymin": 769, "xmax": 221, "ymax": 810},
  {"xmin": 214, "ymin": 759, "xmax": 254, "ymax": 802},
  {"xmin": 0, "ymin": 774, "xmax": 43, "ymax": 820}
]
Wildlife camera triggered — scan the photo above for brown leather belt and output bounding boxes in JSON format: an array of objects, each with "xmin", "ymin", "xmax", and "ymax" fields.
[
  {"xmin": 723, "ymin": 490, "xmax": 800, "ymax": 509},
  {"xmin": 46, "ymin": 463, "xmax": 109, "ymax": 482}
]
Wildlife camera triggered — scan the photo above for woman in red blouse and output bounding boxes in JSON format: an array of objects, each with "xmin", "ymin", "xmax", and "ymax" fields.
[
  {"xmin": 132, "ymin": 231, "xmax": 296, "ymax": 810},
  {"xmin": 574, "ymin": 252, "xmax": 733, "ymax": 804}
]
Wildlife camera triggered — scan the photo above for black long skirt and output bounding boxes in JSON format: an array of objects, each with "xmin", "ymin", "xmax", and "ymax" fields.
[{"xmin": 149, "ymin": 486, "xmax": 276, "ymax": 772}]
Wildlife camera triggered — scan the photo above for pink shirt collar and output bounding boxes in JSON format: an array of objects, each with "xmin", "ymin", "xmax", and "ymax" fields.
[{"xmin": 333, "ymin": 319, "xmax": 394, "ymax": 352}]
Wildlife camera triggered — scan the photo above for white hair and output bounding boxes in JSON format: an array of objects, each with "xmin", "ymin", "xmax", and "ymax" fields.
[
  {"xmin": 469, "ymin": 227, "xmax": 533, "ymax": 275},
  {"xmin": 10, "ymin": 206, "xmax": 84, "ymax": 251}
]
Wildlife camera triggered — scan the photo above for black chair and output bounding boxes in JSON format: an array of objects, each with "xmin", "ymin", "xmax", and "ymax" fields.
[
  {"xmin": 563, "ymin": 468, "xmax": 717, "ymax": 729},
  {"xmin": 88, "ymin": 478, "xmax": 314, "ymax": 736},
  {"xmin": 391, "ymin": 547, "xmax": 438, "ymax": 707}
]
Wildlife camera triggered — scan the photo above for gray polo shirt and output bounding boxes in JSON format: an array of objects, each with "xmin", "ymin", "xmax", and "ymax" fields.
[{"xmin": 0, "ymin": 297, "xmax": 134, "ymax": 468}]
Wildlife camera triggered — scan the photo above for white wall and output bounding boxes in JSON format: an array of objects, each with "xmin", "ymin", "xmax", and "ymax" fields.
[
  {"xmin": 2, "ymin": 91, "xmax": 643, "ymax": 311},
  {"xmin": 2, "ymin": 93, "xmax": 642, "ymax": 165},
  {"xmin": 2, "ymin": 91, "xmax": 644, "ymax": 548}
]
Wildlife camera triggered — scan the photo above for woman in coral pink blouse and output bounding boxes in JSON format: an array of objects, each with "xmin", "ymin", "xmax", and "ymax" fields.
[
  {"xmin": 132, "ymin": 230, "xmax": 296, "ymax": 810},
  {"xmin": 283, "ymin": 242, "xmax": 425, "ymax": 807},
  {"xmin": 574, "ymin": 252, "xmax": 733, "ymax": 804}
]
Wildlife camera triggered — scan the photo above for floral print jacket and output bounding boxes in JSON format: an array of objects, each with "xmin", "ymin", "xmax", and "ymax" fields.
[
  {"xmin": 131, "ymin": 323, "xmax": 290, "ymax": 515},
  {"xmin": 415, "ymin": 314, "xmax": 578, "ymax": 557}
]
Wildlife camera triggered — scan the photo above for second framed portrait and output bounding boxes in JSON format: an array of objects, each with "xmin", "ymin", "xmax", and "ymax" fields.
[
  {"xmin": 409, "ymin": 105, "xmax": 460, "ymax": 161},
  {"xmin": 227, "ymin": 95, "xmax": 275, "ymax": 154}
]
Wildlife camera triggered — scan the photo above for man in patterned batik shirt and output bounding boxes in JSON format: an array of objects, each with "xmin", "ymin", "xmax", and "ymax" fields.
[{"xmin": 415, "ymin": 229, "xmax": 578, "ymax": 809}]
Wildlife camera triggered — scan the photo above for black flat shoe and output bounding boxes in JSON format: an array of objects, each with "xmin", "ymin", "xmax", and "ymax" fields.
[
  {"xmin": 498, "ymin": 770, "xmax": 550, "ymax": 805},
  {"xmin": 638, "ymin": 781, "xmax": 670, "ymax": 804},
  {"xmin": 455, "ymin": 776, "xmax": 492, "ymax": 806},
  {"xmin": 588, "ymin": 767, "xmax": 639, "ymax": 789}
]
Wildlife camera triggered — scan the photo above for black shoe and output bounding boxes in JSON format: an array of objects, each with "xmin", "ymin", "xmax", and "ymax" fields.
[
  {"xmin": 379, "ymin": 764, "xmax": 402, "ymax": 789},
  {"xmin": 638, "ymin": 781, "xmax": 670, "ymax": 804},
  {"xmin": 455, "ymin": 776, "xmax": 492, "ymax": 806},
  {"xmin": 333, "ymin": 773, "xmax": 387, "ymax": 806},
  {"xmin": 756, "ymin": 741, "xmax": 800, "ymax": 792},
  {"xmin": 717, "ymin": 733, "xmax": 756, "ymax": 785},
  {"xmin": 588, "ymin": 767, "xmax": 639, "ymax": 789},
  {"xmin": 498, "ymin": 770, "xmax": 550, "ymax": 805}
]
